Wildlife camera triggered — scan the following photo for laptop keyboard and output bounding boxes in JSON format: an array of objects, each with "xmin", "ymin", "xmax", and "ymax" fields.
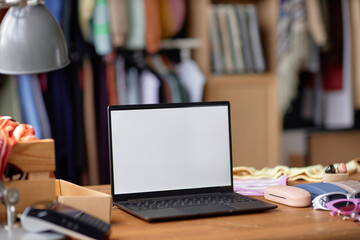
[{"xmin": 119, "ymin": 193, "xmax": 257, "ymax": 211}]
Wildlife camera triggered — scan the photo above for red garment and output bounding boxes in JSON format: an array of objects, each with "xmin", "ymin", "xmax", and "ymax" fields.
[
  {"xmin": 105, "ymin": 52, "xmax": 118, "ymax": 105},
  {"xmin": 322, "ymin": 65, "xmax": 343, "ymax": 91},
  {"xmin": 320, "ymin": 0, "xmax": 343, "ymax": 91}
]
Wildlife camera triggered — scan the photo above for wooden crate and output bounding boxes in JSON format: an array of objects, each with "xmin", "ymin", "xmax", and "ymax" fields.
[{"xmin": 0, "ymin": 139, "xmax": 56, "ymax": 222}]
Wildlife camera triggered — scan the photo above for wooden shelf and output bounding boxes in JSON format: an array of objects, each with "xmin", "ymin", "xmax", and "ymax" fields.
[
  {"xmin": 203, "ymin": 71, "xmax": 279, "ymax": 168},
  {"xmin": 188, "ymin": 0, "xmax": 278, "ymax": 74},
  {"xmin": 208, "ymin": 73, "xmax": 277, "ymax": 85},
  {"xmin": 188, "ymin": 0, "xmax": 281, "ymax": 168}
]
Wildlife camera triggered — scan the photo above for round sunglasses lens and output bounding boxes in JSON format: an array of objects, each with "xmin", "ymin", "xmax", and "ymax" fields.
[{"xmin": 334, "ymin": 201, "xmax": 356, "ymax": 212}]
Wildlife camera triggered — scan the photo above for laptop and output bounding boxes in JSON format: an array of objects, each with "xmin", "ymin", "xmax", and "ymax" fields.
[{"xmin": 107, "ymin": 101, "xmax": 277, "ymax": 222}]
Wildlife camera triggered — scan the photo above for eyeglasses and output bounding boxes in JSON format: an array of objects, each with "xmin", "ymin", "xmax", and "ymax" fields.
[
  {"xmin": 312, "ymin": 191, "xmax": 360, "ymax": 210},
  {"xmin": 325, "ymin": 199, "xmax": 360, "ymax": 217}
]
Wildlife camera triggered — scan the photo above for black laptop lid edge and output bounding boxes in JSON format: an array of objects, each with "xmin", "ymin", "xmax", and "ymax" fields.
[{"xmin": 107, "ymin": 101, "xmax": 234, "ymax": 202}]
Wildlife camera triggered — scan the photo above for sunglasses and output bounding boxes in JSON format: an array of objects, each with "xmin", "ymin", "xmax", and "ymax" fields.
[
  {"xmin": 325, "ymin": 198, "xmax": 360, "ymax": 217},
  {"xmin": 312, "ymin": 191, "xmax": 360, "ymax": 211}
]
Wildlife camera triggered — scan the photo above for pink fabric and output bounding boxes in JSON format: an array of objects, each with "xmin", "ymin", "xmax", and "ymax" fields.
[
  {"xmin": 169, "ymin": 0, "xmax": 186, "ymax": 34},
  {"xmin": 233, "ymin": 175, "xmax": 289, "ymax": 196}
]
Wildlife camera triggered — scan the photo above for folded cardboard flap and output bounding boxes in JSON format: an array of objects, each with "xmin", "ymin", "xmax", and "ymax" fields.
[{"xmin": 55, "ymin": 180, "xmax": 112, "ymax": 223}]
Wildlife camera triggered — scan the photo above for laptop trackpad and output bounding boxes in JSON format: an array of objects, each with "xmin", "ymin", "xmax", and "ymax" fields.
[{"xmin": 177, "ymin": 204, "xmax": 237, "ymax": 214}]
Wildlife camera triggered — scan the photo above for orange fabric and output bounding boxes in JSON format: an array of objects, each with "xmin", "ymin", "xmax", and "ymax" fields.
[
  {"xmin": 105, "ymin": 53, "xmax": 118, "ymax": 105},
  {"xmin": 158, "ymin": 0, "xmax": 176, "ymax": 38},
  {"xmin": 145, "ymin": 0, "xmax": 161, "ymax": 53}
]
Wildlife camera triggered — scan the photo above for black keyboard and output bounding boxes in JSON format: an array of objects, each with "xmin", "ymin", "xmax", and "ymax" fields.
[{"xmin": 119, "ymin": 193, "xmax": 257, "ymax": 211}]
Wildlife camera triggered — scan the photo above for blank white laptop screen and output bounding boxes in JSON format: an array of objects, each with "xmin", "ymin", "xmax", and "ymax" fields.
[{"xmin": 110, "ymin": 104, "xmax": 232, "ymax": 195}]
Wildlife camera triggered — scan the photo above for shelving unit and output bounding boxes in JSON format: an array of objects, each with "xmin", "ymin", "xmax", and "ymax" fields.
[{"xmin": 188, "ymin": 0, "xmax": 280, "ymax": 168}]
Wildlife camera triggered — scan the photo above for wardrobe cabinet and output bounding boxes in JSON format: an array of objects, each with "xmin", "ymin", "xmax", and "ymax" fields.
[{"xmin": 188, "ymin": 0, "xmax": 280, "ymax": 168}]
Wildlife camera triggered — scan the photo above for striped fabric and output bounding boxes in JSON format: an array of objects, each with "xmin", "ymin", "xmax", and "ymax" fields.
[{"xmin": 234, "ymin": 176, "xmax": 288, "ymax": 196}]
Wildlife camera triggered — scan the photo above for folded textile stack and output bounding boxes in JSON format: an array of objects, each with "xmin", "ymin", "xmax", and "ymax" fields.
[
  {"xmin": 0, "ymin": 116, "xmax": 37, "ymax": 178},
  {"xmin": 233, "ymin": 159, "xmax": 359, "ymax": 182},
  {"xmin": 234, "ymin": 176, "xmax": 288, "ymax": 196}
]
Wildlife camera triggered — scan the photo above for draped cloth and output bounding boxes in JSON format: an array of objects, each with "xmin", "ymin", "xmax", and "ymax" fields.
[{"xmin": 277, "ymin": 0, "xmax": 310, "ymax": 114}]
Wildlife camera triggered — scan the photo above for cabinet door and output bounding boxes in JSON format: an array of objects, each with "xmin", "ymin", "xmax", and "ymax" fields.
[{"xmin": 204, "ymin": 74, "xmax": 279, "ymax": 168}]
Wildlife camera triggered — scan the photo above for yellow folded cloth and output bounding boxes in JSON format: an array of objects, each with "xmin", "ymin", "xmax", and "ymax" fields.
[{"xmin": 233, "ymin": 159, "xmax": 359, "ymax": 183}]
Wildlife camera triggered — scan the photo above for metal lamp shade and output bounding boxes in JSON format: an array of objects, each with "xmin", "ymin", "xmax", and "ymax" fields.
[{"xmin": 0, "ymin": 4, "xmax": 70, "ymax": 74}]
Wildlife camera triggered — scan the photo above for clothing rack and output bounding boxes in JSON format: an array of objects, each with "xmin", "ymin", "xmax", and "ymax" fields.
[{"xmin": 160, "ymin": 38, "xmax": 201, "ymax": 61}]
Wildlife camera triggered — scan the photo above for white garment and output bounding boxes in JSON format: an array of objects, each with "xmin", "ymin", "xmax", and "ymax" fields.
[
  {"xmin": 174, "ymin": 59, "xmax": 205, "ymax": 102},
  {"xmin": 139, "ymin": 70, "xmax": 160, "ymax": 104}
]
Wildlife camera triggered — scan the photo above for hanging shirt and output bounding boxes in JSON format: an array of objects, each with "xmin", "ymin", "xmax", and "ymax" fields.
[
  {"xmin": 96, "ymin": 61, "xmax": 110, "ymax": 184},
  {"xmin": 67, "ymin": 62, "xmax": 87, "ymax": 184},
  {"xmin": 139, "ymin": 69, "xmax": 160, "ymax": 104},
  {"xmin": 169, "ymin": 0, "xmax": 186, "ymax": 35},
  {"xmin": 17, "ymin": 75, "xmax": 43, "ymax": 139},
  {"xmin": 126, "ymin": 0, "xmax": 145, "ymax": 49},
  {"xmin": 105, "ymin": 53, "xmax": 119, "ymax": 105},
  {"xmin": 158, "ymin": 0, "xmax": 176, "ymax": 38},
  {"xmin": 93, "ymin": 0, "xmax": 112, "ymax": 56},
  {"xmin": 144, "ymin": 0, "xmax": 161, "ymax": 53},
  {"xmin": 78, "ymin": 0, "xmax": 95, "ymax": 42},
  {"xmin": 148, "ymin": 55, "xmax": 183, "ymax": 103},
  {"xmin": 32, "ymin": 75, "xmax": 52, "ymax": 139},
  {"xmin": 323, "ymin": 0, "xmax": 353, "ymax": 129},
  {"xmin": 44, "ymin": 69, "xmax": 76, "ymax": 182},
  {"xmin": 45, "ymin": 0, "xmax": 64, "ymax": 23},
  {"xmin": 61, "ymin": 0, "xmax": 72, "ymax": 45},
  {"xmin": 169, "ymin": 72, "xmax": 187, "ymax": 103},
  {"xmin": 108, "ymin": 0, "xmax": 128, "ymax": 47},
  {"xmin": 0, "ymin": 75, "xmax": 22, "ymax": 122},
  {"xmin": 174, "ymin": 59, "xmax": 205, "ymax": 102},
  {"xmin": 127, "ymin": 67, "xmax": 141, "ymax": 104},
  {"xmin": 277, "ymin": 0, "xmax": 309, "ymax": 114},
  {"xmin": 115, "ymin": 55, "xmax": 128, "ymax": 105},
  {"xmin": 82, "ymin": 58, "xmax": 100, "ymax": 185}
]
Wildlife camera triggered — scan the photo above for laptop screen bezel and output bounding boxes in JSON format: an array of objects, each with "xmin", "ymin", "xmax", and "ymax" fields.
[{"xmin": 107, "ymin": 101, "xmax": 234, "ymax": 202}]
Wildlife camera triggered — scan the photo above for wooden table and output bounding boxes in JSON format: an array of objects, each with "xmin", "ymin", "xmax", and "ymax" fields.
[{"xmin": 89, "ymin": 174, "xmax": 360, "ymax": 240}]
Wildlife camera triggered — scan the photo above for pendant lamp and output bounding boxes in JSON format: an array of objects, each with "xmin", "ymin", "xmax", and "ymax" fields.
[{"xmin": 0, "ymin": 0, "xmax": 69, "ymax": 74}]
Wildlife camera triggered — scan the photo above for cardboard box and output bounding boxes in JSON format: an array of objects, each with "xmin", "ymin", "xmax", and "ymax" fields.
[
  {"xmin": 1, "ymin": 140, "xmax": 112, "ymax": 225},
  {"xmin": 308, "ymin": 130, "xmax": 360, "ymax": 166},
  {"xmin": 55, "ymin": 180, "xmax": 112, "ymax": 223},
  {"xmin": 1, "ymin": 179, "xmax": 112, "ymax": 224}
]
